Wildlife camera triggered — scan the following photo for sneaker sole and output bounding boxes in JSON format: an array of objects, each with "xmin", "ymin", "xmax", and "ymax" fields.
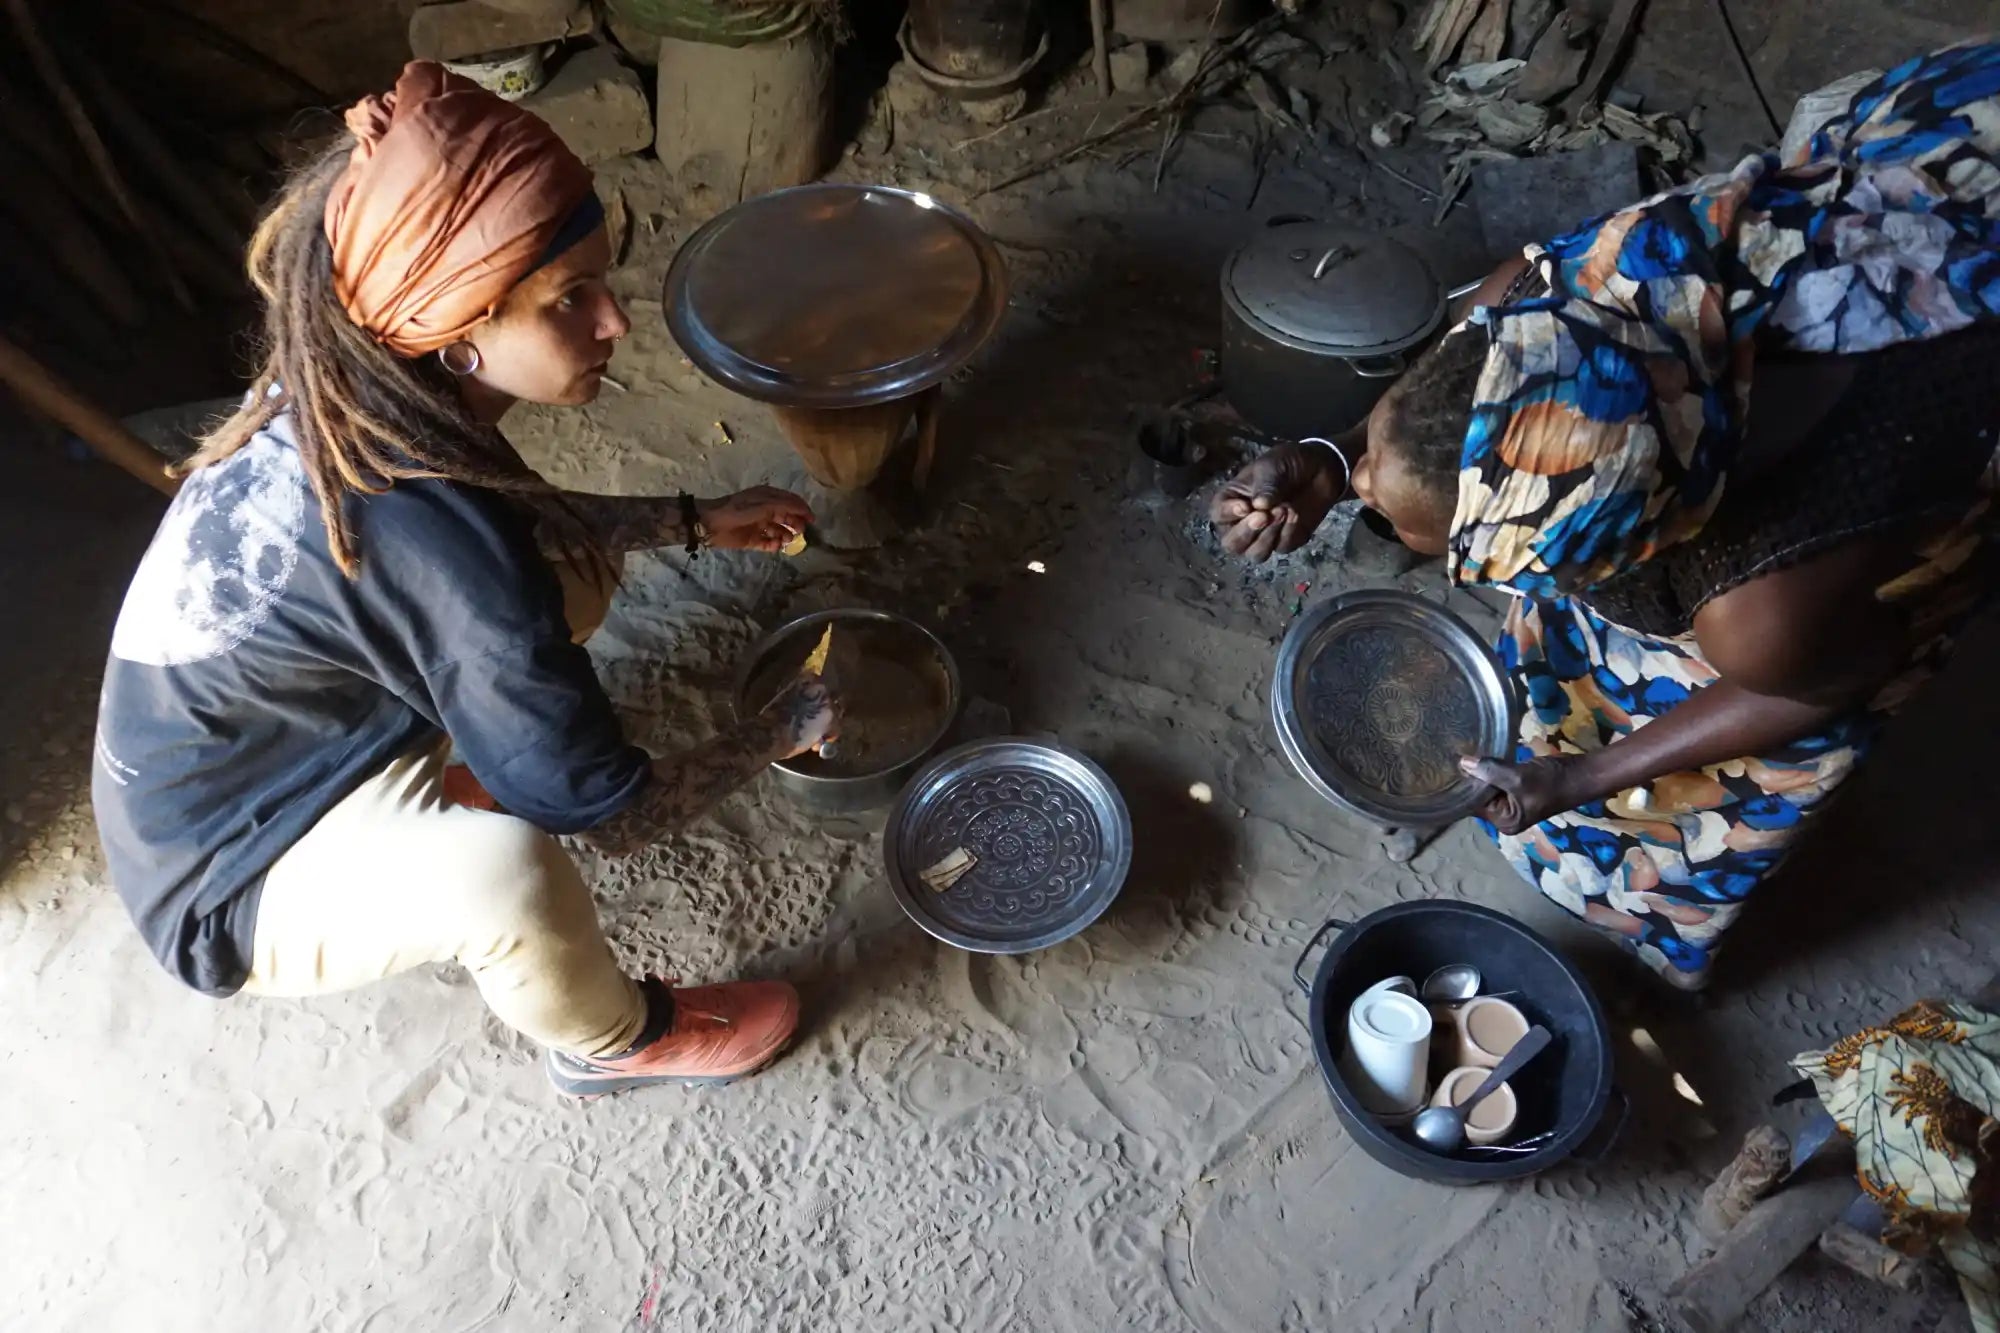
[{"xmin": 546, "ymin": 1038, "xmax": 793, "ymax": 1099}]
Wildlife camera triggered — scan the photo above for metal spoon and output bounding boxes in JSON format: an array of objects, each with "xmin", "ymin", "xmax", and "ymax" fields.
[
  {"xmin": 1461, "ymin": 1131, "xmax": 1556, "ymax": 1155},
  {"xmin": 1412, "ymin": 1025, "xmax": 1554, "ymax": 1154},
  {"xmin": 1419, "ymin": 963, "xmax": 1482, "ymax": 1004}
]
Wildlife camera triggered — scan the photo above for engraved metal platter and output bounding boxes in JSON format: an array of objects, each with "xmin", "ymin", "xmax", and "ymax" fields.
[
  {"xmin": 884, "ymin": 739, "xmax": 1132, "ymax": 954},
  {"xmin": 1272, "ymin": 590, "xmax": 1515, "ymax": 829}
]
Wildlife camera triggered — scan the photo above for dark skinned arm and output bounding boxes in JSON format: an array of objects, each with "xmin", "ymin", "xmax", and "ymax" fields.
[
  {"xmin": 1211, "ymin": 253, "xmax": 1534, "ymax": 560},
  {"xmin": 1467, "ymin": 538, "xmax": 1910, "ymax": 833}
]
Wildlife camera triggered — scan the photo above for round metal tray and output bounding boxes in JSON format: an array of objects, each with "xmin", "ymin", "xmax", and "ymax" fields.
[
  {"xmin": 885, "ymin": 739, "xmax": 1132, "ymax": 954},
  {"xmin": 1272, "ymin": 590, "xmax": 1515, "ymax": 829},
  {"xmin": 662, "ymin": 184, "xmax": 1009, "ymax": 409}
]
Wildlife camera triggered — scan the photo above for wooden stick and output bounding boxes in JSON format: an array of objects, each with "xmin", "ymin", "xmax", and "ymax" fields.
[
  {"xmin": 1664, "ymin": 1156, "xmax": 1858, "ymax": 1333},
  {"xmin": 1698, "ymin": 1124, "xmax": 1792, "ymax": 1241},
  {"xmin": 1461, "ymin": 0, "xmax": 1510, "ymax": 64},
  {"xmin": 977, "ymin": 16, "xmax": 1277, "ymax": 196},
  {"xmin": 0, "ymin": 211, "xmax": 122, "ymax": 350},
  {"xmin": 0, "ymin": 332, "xmax": 179, "ymax": 495},
  {"xmin": 106, "ymin": 0, "xmax": 331, "ymax": 105},
  {"xmin": 67, "ymin": 45, "xmax": 247, "ymax": 262},
  {"xmin": 951, "ymin": 104, "xmax": 1067, "ymax": 151},
  {"xmin": 1817, "ymin": 1223, "xmax": 1931, "ymax": 1293},
  {"xmin": 5, "ymin": 0, "xmax": 196, "ymax": 311},
  {"xmin": 1089, "ymin": 0, "xmax": 1113, "ymax": 97},
  {"xmin": 1561, "ymin": 0, "xmax": 1647, "ymax": 116},
  {"xmin": 0, "ymin": 136, "xmax": 147, "ymax": 328},
  {"xmin": 0, "ymin": 91, "xmax": 243, "ymax": 302},
  {"xmin": 0, "ymin": 78, "xmax": 116, "ymax": 227}
]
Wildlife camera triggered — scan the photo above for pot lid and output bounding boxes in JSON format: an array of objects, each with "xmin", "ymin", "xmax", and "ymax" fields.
[
  {"xmin": 664, "ymin": 184, "xmax": 1009, "ymax": 408},
  {"xmin": 1223, "ymin": 224, "xmax": 1443, "ymax": 358},
  {"xmin": 1271, "ymin": 589, "xmax": 1515, "ymax": 828}
]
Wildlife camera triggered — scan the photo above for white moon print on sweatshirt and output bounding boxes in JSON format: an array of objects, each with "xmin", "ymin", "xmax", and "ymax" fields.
[{"xmin": 110, "ymin": 421, "xmax": 306, "ymax": 667}]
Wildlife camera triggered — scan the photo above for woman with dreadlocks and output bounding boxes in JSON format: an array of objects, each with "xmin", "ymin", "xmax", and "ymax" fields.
[
  {"xmin": 93, "ymin": 64, "xmax": 836, "ymax": 1095},
  {"xmin": 1212, "ymin": 44, "xmax": 2000, "ymax": 990}
]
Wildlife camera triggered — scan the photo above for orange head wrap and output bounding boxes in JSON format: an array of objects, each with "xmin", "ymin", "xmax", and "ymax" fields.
[{"xmin": 324, "ymin": 61, "xmax": 594, "ymax": 358}]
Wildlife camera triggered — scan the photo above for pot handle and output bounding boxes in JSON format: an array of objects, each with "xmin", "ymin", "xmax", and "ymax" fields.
[
  {"xmin": 1292, "ymin": 916, "xmax": 1353, "ymax": 994},
  {"xmin": 1568, "ymin": 1085, "xmax": 1631, "ymax": 1165},
  {"xmin": 1350, "ymin": 353, "xmax": 1407, "ymax": 379}
]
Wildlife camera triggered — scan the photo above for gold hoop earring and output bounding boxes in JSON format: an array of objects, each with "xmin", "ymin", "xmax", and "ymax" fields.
[{"xmin": 438, "ymin": 342, "xmax": 481, "ymax": 376}]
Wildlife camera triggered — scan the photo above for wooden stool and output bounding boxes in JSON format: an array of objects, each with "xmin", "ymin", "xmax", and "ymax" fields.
[{"xmin": 769, "ymin": 386, "xmax": 943, "ymax": 493}]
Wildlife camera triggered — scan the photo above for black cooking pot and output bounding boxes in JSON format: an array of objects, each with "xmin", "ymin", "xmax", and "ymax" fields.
[
  {"xmin": 1295, "ymin": 901, "xmax": 1626, "ymax": 1184},
  {"xmin": 1220, "ymin": 219, "xmax": 1447, "ymax": 441}
]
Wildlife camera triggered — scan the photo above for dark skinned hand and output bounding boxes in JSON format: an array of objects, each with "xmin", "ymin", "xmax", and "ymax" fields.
[
  {"xmin": 1209, "ymin": 441, "xmax": 1345, "ymax": 562},
  {"xmin": 1459, "ymin": 754, "xmax": 1584, "ymax": 835}
]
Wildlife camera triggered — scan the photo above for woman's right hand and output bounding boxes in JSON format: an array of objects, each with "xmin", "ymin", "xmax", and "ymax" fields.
[
  {"xmin": 765, "ymin": 676, "xmax": 842, "ymax": 759},
  {"xmin": 1210, "ymin": 440, "xmax": 1346, "ymax": 561}
]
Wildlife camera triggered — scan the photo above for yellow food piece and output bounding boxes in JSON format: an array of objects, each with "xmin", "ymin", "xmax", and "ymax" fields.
[
  {"xmin": 920, "ymin": 846, "xmax": 978, "ymax": 893},
  {"xmin": 800, "ymin": 626, "xmax": 834, "ymax": 677},
  {"xmin": 781, "ymin": 530, "xmax": 808, "ymax": 557}
]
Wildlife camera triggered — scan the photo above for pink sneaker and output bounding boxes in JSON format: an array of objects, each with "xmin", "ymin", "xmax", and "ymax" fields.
[{"xmin": 546, "ymin": 979, "xmax": 800, "ymax": 1097}]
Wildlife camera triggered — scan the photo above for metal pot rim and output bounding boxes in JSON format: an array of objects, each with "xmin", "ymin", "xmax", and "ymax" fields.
[
  {"xmin": 1304, "ymin": 902, "xmax": 1617, "ymax": 1183},
  {"xmin": 1270, "ymin": 589, "xmax": 1516, "ymax": 829},
  {"xmin": 663, "ymin": 184, "xmax": 1010, "ymax": 408},
  {"xmin": 732, "ymin": 608, "xmax": 963, "ymax": 786},
  {"xmin": 896, "ymin": 15, "xmax": 1050, "ymax": 96},
  {"xmin": 1221, "ymin": 229, "xmax": 1446, "ymax": 359}
]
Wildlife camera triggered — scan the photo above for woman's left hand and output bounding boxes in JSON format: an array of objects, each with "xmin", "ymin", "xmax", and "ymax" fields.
[
  {"xmin": 1459, "ymin": 754, "xmax": 1585, "ymax": 835},
  {"xmin": 698, "ymin": 487, "xmax": 815, "ymax": 552}
]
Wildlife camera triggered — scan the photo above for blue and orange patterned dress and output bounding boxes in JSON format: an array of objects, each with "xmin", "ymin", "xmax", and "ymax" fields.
[{"xmin": 1448, "ymin": 43, "xmax": 2000, "ymax": 988}]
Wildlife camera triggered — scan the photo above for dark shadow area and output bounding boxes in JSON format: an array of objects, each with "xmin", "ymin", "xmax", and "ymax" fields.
[
  {"xmin": 1721, "ymin": 614, "xmax": 2000, "ymax": 995},
  {"xmin": 1097, "ymin": 743, "xmax": 1239, "ymax": 936},
  {"xmin": 0, "ymin": 435, "xmax": 163, "ymax": 886},
  {"xmin": 830, "ymin": 0, "xmax": 910, "ymax": 149}
]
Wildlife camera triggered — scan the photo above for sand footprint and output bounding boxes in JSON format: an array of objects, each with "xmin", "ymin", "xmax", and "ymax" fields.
[
  {"xmin": 1104, "ymin": 965, "xmax": 1214, "ymax": 1020},
  {"xmin": 892, "ymin": 1036, "xmax": 1018, "ymax": 1122}
]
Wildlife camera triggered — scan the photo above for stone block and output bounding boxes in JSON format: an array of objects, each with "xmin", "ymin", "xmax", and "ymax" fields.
[
  {"xmin": 1472, "ymin": 142, "xmax": 1641, "ymax": 260},
  {"xmin": 522, "ymin": 44, "xmax": 652, "ymax": 164},
  {"xmin": 409, "ymin": 1, "xmax": 593, "ymax": 63},
  {"xmin": 1109, "ymin": 43, "xmax": 1151, "ymax": 93}
]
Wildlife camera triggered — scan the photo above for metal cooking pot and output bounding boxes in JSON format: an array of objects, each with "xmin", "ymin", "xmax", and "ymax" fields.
[
  {"xmin": 1220, "ymin": 219, "xmax": 1447, "ymax": 440},
  {"xmin": 732, "ymin": 609, "xmax": 963, "ymax": 814},
  {"xmin": 1295, "ymin": 902, "xmax": 1626, "ymax": 1184}
]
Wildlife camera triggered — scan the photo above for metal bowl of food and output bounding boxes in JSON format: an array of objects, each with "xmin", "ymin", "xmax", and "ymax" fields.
[
  {"xmin": 1272, "ymin": 589, "xmax": 1515, "ymax": 829},
  {"xmin": 733, "ymin": 609, "xmax": 962, "ymax": 814},
  {"xmin": 884, "ymin": 738, "xmax": 1132, "ymax": 953}
]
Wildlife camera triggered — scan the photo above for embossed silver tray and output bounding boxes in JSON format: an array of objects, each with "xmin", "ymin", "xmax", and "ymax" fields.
[
  {"xmin": 884, "ymin": 739, "xmax": 1132, "ymax": 954},
  {"xmin": 1272, "ymin": 590, "xmax": 1515, "ymax": 829}
]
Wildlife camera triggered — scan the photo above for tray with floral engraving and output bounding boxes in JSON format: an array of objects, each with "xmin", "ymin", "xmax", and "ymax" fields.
[
  {"xmin": 884, "ymin": 738, "xmax": 1132, "ymax": 954},
  {"xmin": 1273, "ymin": 589, "xmax": 1515, "ymax": 829}
]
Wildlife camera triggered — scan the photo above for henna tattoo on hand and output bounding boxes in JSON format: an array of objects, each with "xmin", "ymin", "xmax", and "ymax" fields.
[
  {"xmin": 579, "ymin": 716, "xmax": 784, "ymax": 856},
  {"xmin": 541, "ymin": 493, "xmax": 695, "ymax": 557},
  {"xmin": 775, "ymin": 678, "xmax": 835, "ymax": 751}
]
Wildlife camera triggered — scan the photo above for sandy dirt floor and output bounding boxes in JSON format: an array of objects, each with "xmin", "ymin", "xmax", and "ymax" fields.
[{"xmin": 5, "ymin": 34, "xmax": 1999, "ymax": 1333}]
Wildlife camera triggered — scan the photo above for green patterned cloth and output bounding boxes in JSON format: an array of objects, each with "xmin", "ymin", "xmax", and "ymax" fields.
[{"xmin": 1793, "ymin": 1002, "xmax": 2000, "ymax": 1331}]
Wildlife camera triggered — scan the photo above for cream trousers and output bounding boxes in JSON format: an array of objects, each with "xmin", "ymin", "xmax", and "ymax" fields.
[{"xmin": 241, "ymin": 555, "xmax": 647, "ymax": 1059}]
